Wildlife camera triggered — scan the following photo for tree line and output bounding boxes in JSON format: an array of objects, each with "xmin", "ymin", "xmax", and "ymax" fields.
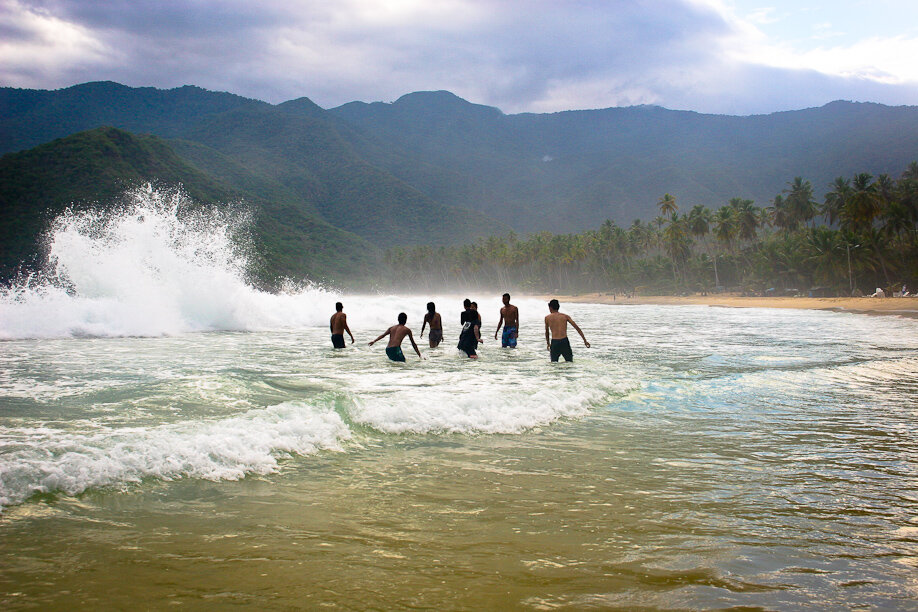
[{"xmin": 377, "ymin": 163, "xmax": 918, "ymax": 296}]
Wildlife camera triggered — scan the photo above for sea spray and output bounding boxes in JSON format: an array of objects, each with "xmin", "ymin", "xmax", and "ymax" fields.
[{"xmin": 0, "ymin": 186, "xmax": 338, "ymax": 339}]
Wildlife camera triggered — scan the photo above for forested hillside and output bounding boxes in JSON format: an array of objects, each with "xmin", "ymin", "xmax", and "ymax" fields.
[
  {"xmin": 2, "ymin": 82, "xmax": 917, "ymax": 287},
  {"xmin": 0, "ymin": 127, "xmax": 376, "ymax": 283}
]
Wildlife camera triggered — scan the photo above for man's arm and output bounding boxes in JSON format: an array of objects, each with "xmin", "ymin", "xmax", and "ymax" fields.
[
  {"xmin": 343, "ymin": 314, "xmax": 354, "ymax": 343},
  {"xmin": 420, "ymin": 318, "xmax": 427, "ymax": 337},
  {"xmin": 567, "ymin": 315, "xmax": 591, "ymax": 348},
  {"xmin": 474, "ymin": 324, "xmax": 482, "ymax": 343},
  {"xmin": 407, "ymin": 330, "xmax": 422, "ymax": 359},
  {"xmin": 494, "ymin": 310, "xmax": 504, "ymax": 339},
  {"xmin": 545, "ymin": 317, "xmax": 551, "ymax": 350},
  {"xmin": 368, "ymin": 328, "xmax": 390, "ymax": 346},
  {"xmin": 330, "ymin": 315, "xmax": 335, "ymax": 333}
]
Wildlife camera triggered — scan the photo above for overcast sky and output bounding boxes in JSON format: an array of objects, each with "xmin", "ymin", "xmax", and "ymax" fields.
[{"xmin": 2, "ymin": 0, "xmax": 917, "ymax": 115}]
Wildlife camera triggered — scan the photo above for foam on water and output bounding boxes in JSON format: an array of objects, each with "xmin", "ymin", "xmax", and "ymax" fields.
[
  {"xmin": 0, "ymin": 186, "xmax": 337, "ymax": 339},
  {"xmin": 0, "ymin": 401, "xmax": 349, "ymax": 510}
]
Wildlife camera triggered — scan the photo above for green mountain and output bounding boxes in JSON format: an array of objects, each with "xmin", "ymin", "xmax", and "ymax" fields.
[
  {"xmin": 330, "ymin": 93, "xmax": 918, "ymax": 232},
  {"xmin": 0, "ymin": 83, "xmax": 509, "ymax": 283},
  {"xmin": 0, "ymin": 127, "xmax": 375, "ymax": 283},
  {"xmin": 2, "ymin": 81, "xmax": 917, "ymax": 283}
]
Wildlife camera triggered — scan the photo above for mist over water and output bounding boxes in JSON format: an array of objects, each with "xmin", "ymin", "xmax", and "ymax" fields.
[{"xmin": 2, "ymin": 188, "xmax": 918, "ymax": 608}]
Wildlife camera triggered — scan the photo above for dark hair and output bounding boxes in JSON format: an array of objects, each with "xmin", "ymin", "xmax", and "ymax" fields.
[
  {"xmin": 398, "ymin": 312, "xmax": 407, "ymax": 325},
  {"xmin": 471, "ymin": 301, "xmax": 478, "ymax": 308},
  {"xmin": 335, "ymin": 302, "xmax": 343, "ymax": 311},
  {"xmin": 548, "ymin": 299, "xmax": 560, "ymax": 310},
  {"xmin": 463, "ymin": 298, "xmax": 471, "ymax": 308},
  {"xmin": 503, "ymin": 293, "xmax": 510, "ymax": 300},
  {"xmin": 427, "ymin": 301, "xmax": 436, "ymax": 313}
]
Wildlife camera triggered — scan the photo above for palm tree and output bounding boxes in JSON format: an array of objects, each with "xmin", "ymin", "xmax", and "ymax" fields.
[
  {"xmin": 662, "ymin": 213, "xmax": 691, "ymax": 286},
  {"xmin": 730, "ymin": 198, "xmax": 760, "ymax": 244},
  {"xmin": 769, "ymin": 194, "xmax": 795, "ymax": 233},
  {"xmin": 843, "ymin": 173, "xmax": 881, "ymax": 232},
  {"xmin": 823, "ymin": 177, "xmax": 851, "ymax": 226},
  {"xmin": 784, "ymin": 177, "xmax": 817, "ymax": 228},
  {"xmin": 658, "ymin": 193, "xmax": 678, "ymax": 218}
]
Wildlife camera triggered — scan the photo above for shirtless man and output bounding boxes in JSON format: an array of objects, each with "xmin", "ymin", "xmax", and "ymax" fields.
[
  {"xmin": 420, "ymin": 302, "xmax": 443, "ymax": 348},
  {"xmin": 494, "ymin": 292, "xmax": 520, "ymax": 348},
  {"xmin": 369, "ymin": 312, "xmax": 422, "ymax": 362},
  {"xmin": 544, "ymin": 299, "xmax": 590, "ymax": 362},
  {"xmin": 329, "ymin": 302, "xmax": 354, "ymax": 348}
]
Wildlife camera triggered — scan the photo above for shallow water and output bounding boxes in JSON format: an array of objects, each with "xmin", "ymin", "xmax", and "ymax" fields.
[
  {"xmin": 2, "ymin": 300, "xmax": 918, "ymax": 610},
  {"xmin": 2, "ymin": 194, "xmax": 918, "ymax": 609}
]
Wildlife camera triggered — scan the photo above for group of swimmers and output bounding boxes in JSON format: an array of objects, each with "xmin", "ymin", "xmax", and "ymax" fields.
[{"xmin": 329, "ymin": 294, "xmax": 590, "ymax": 363}]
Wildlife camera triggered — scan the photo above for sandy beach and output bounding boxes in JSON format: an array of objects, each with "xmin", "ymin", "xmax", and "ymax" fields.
[{"xmin": 546, "ymin": 293, "xmax": 918, "ymax": 319}]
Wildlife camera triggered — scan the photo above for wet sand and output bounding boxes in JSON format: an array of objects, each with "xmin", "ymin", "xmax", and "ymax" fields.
[{"xmin": 539, "ymin": 293, "xmax": 918, "ymax": 319}]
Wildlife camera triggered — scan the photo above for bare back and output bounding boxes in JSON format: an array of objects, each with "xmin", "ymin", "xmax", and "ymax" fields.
[
  {"xmin": 330, "ymin": 312, "xmax": 348, "ymax": 334},
  {"xmin": 544, "ymin": 311, "xmax": 571, "ymax": 339},
  {"xmin": 386, "ymin": 324, "xmax": 413, "ymax": 348}
]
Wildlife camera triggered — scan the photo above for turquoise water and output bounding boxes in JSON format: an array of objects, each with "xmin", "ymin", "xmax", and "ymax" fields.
[{"xmin": 2, "ymin": 195, "xmax": 917, "ymax": 609}]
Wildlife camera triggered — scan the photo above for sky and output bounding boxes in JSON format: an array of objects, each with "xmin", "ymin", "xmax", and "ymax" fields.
[{"xmin": 2, "ymin": 0, "xmax": 918, "ymax": 115}]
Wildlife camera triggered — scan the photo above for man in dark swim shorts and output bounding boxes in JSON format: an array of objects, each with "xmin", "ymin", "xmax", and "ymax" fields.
[
  {"xmin": 544, "ymin": 299, "xmax": 590, "ymax": 362},
  {"xmin": 421, "ymin": 302, "xmax": 443, "ymax": 348},
  {"xmin": 329, "ymin": 302, "xmax": 354, "ymax": 348},
  {"xmin": 385, "ymin": 345, "xmax": 406, "ymax": 362},
  {"xmin": 369, "ymin": 312, "xmax": 422, "ymax": 362}
]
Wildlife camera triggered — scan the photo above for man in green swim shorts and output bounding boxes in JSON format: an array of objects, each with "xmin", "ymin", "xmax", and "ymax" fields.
[{"xmin": 369, "ymin": 312, "xmax": 423, "ymax": 362}]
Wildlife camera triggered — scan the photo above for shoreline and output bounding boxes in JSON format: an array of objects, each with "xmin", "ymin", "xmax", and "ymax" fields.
[{"xmin": 536, "ymin": 293, "xmax": 918, "ymax": 319}]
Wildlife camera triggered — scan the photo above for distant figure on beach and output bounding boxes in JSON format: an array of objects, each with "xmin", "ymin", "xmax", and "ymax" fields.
[
  {"xmin": 457, "ymin": 299, "xmax": 482, "ymax": 358},
  {"xmin": 369, "ymin": 312, "xmax": 422, "ymax": 362},
  {"xmin": 329, "ymin": 302, "xmax": 354, "ymax": 348},
  {"xmin": 544, "ymin": 299, "xmax": 590, "ymax": 362},
  {"xmin": 420, "ymin": 302, "xmax": 443, "ymax": 348},
  {"xmin": 494, "ymin": 293, "xmax": 519, "ymax": 348}
]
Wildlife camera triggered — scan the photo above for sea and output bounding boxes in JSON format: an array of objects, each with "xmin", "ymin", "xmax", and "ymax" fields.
[{"xmin": 2, "ymin": 190, "xmax": 918, "ymax": 609}]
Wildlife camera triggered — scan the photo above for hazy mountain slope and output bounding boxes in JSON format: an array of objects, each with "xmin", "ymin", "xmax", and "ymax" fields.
[
  {"xmin": 331, "ymin": 95, "xmax": 918, "ymax": 231},
  {"xmin": 183, "ymin": 102, "xmax": 509, "ymax": 246},
  {"xmin": 0, "ymin": 127, "xmax": 375, "ymax": 283}
]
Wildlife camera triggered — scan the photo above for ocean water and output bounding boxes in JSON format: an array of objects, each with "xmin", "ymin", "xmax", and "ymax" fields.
[{"xmin": 2, "ymin": 192, "xmax": 918, "ymax": 609}]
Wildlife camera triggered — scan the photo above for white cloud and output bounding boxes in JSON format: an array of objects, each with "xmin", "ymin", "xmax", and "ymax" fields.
[
  {"xmin": 0, "ymin": 0, "xmax": 916, "ymax": 114},
  {"xmin": 0, "ymin": 0, "xmax": 113, "ymax": 86}
]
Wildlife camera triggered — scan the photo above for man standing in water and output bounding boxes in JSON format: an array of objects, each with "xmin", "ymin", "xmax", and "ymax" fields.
[
  {"xmin": 494, "ymin": 293, "xmax": 519, "ymax": 348},
  {"xmin": 544, "ymin": 299, "xmax": 590, "ymax": 362},
  {"xmin": 420, "ymin": 302, "xmax": 443, "ymax": 348},
  {"xmin": 369, "ymin": 312, "xmax": 422, "ymax": 362},
  {"xmin": 329, "ymin": 302, "xmax": 354, "ymax": 348}
]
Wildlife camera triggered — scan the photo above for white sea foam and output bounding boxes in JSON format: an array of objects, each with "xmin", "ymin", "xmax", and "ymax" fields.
[
  {"xmin": 0, "ymin": 401, "xmax": 350, "ymax": 511},
  {"xmin": 0, "ymin": 186, "xmax": 337, "ymax": 339},
  {"xmin": 349, "ymin": 383, "xmax": 608, "ymax": 435}
]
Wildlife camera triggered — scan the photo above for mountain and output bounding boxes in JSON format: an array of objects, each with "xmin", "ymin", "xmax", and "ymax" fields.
[
  {"xmin": 0, "ymin": 83, "xmax": 510, "ymax": 283},
  {"xmin": 0, "ymin": 127, "xmax": 375, "ymax": 283},
  {"xmin": 330, "ymin": 94, "xmax": 918, "ymax": 232},
  {"xmin": 2, "ymin": 81, "xmax": 917, "ymax": 281}
]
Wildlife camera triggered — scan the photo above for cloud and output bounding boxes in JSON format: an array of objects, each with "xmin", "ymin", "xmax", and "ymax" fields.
[{"xmin": 1, "ymin": 0, "xmax": 916, "ymax": 114}]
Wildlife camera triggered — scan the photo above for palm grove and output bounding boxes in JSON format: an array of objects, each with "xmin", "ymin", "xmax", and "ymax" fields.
[{"xmin": 380, "ymin": 164, "xmax": 918, "ymax": 296}]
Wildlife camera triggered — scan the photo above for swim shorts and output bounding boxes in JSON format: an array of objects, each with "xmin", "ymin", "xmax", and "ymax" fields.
[
  {"xmin": 385, "ymin": 346, "xmax": 406, "ymax": 362},
  {"xmin": 550, "ymin": 337, "xmax": 573, "ymax": 362},
  {"xmin": 331, "ymin": 333, "xmax": 345, "ymax": 348},
  {"xmin": 429, "ymin": 329, "xmax": 443, "ymax": 345},
  {"xmin": 501, "ymin": 326, "xmax": 518, "ymax": 348}
]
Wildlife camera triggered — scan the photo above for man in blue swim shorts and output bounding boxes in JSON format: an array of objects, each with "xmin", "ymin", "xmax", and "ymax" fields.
[
  {"xmin": 369, "ymin": 312, "xmax": 422, "ymax": 362},
  {"xmin": 494, "ymin": 293, "xmax": 520, "ymax": 348}
]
